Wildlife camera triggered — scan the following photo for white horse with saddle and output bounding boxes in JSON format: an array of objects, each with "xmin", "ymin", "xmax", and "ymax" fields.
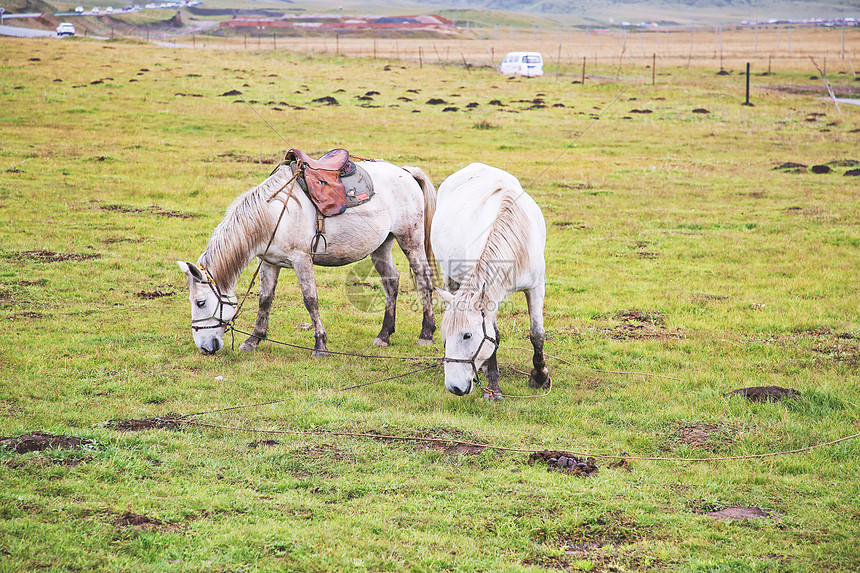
[
  {"xmin": 432, "ymin": 162, "xmax": 550, "ymax": 400},
  {"xmin": 177, "ymin": 149, "xmax": 437, "ymax": 355}
]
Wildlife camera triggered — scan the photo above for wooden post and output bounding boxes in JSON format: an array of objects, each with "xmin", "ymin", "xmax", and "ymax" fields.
[
  {"xmin": 434, "ymin": 44, "xmax": 445, "ymax": 69},
  {"xmin": 419, "ymin": 46, "xmax": 423, "ymax": 68},
  {"xmin": 556, "ymin": 43, "xmax": 561, "ymax": 80},
  {"xmin": 581, "ymin": 56, "xmax": 586, "ymax": 84},
  {"xmin": 273, "ymin": 33, "xmax": 276, "ymax": 51},
  {"xmin": 744, "ymin": 62, "xmax": 751, "ymax": 106},
  {"xmin": 244, "ymin": 34, "xmax": 247, "ymax": 50},
  {"xmin": 652, "ymin": 53, "xmax": 656, "ymax": 85},
  {"xmin": 461, "ymin": 53, "xmax": 470, "ymax": 74},
  {"xmin": 336, "ymin": 35, "xmax": 339, "ymax": 56},
  {"xmin": 373, "ymin": 38, "xmax": 377, "ymax": 59}
]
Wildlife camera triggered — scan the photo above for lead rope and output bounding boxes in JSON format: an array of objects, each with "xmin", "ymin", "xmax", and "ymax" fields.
[{"xmin": 231, "ymin": 167, "xmax": 300, "ymax": 324}]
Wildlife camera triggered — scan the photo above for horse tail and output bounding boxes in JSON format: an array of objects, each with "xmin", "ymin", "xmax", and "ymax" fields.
[{"xmin": 401, "ymin": 165, "xmax": 440, "ymax": 285}]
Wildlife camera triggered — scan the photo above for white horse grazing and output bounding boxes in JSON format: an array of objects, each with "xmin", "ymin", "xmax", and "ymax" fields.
[
  {"xmin": 431, "ymin": 163, "xmax": 550, "ymax": 399},
  {"xmin": 177, "ymin": 160, "xmax": 437, "ymax": 355}
]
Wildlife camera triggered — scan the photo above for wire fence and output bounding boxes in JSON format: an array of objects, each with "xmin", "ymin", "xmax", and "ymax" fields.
[{"xmin": 96, "ymin": 24, "xmax": 860, "ymax": 77}]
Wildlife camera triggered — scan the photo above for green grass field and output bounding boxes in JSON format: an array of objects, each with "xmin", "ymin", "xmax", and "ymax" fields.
[{"xmin": 1, "ymin": 36, "xmax": 859, "ymax": 572}]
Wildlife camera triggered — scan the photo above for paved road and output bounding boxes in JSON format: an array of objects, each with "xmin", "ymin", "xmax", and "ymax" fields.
[{"xmin": 0, "ymin": 24, "xmax": 60, "ymax": 38}]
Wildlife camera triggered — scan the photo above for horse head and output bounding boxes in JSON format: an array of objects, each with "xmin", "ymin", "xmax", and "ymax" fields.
[
  {"xmin": 437, "ymin": 288, "xmax": 499, "ymax": 396},
  {"xmin": 177, "ymin": 261, "xmax": 238, "ymax": 354}
]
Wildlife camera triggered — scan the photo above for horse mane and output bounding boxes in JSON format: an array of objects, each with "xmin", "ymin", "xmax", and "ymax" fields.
[
  {"xmin": 442, "ymin": 190, "xmax": 533, "ymax": 336},
  {"xmin": 197, "ymin": 167, "xmax": 289, "ymax": 289}
]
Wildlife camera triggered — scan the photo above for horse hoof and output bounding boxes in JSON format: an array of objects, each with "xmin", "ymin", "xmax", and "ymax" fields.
[
  {"xmin": 312, "ymin": 350, "xmax": 329, "ymax": 357},
  {"xmin": 528, "ymin": 368, "xmax": 551, "ymax": 390},
  {"xmin": 238, "ymin": 341, "xmax": 258, "ymax": 352},
  {"xmin": 483, "ymin": 392, "xmax": 503, "ymax": 402},
  {"xmin": 416, "ymin": 337, "xmax": 433, "ymax": 346},
  {"xmin": 373, "ymin": 337, "xmax": 390, "ymax": 347}
]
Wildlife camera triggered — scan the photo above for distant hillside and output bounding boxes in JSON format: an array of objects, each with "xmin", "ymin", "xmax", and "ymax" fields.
[{"xmin": 413, "ymin": 0, "xmax": 859, "ymax": 25}]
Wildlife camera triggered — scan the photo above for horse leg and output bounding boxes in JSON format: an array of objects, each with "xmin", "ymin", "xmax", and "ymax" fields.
[
  {"xmin": 396, "ymin": 239, "xmax": 435, "ymax": 345},
  {"xmin": 239, "ymin": 262, "xmax": 281, "ymax": 351},
  {"xmin": 483, "ymin": 323, "xmax": 503, "ymax": 401},
  {"xmin": 293, "ymin": 255, "xmax": 328, "ymax": 357},
  {"xmin": 370, "ymin": 237, "xmax": 399, "ymax": 347},
  {"xmin": 525, "ymin": 285, "xmax": 551, "ymax": 389}
]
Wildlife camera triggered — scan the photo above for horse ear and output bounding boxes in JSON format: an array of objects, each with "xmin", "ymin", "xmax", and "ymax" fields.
[
  {"xmin": 435, "ymin": 287, "xmax": 454, "ymax": 308},
  {"xmin": 469, "ymin": 287, "xmax": 488, "ymax": 312},
  {"xmin": 177, "ymin": 261, "xmax": 205, "ymax": 282}
]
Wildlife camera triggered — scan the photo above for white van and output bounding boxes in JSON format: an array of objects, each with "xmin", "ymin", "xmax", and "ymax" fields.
[{"xmin": 499, "ymin": 52, "xmax": 544, "ymax": 77}]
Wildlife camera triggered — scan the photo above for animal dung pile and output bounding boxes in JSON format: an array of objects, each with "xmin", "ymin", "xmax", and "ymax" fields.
[
  {"xmin": 528, "ymin": 450, "xmax": 599, "ymax": 476},
  {"xmin": 726, "ymin": 386, "xmax": 799, "ymax": 402}
]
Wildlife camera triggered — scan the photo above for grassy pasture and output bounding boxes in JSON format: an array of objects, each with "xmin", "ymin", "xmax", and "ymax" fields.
[{"xmin": 1, "ymin": 35, "xmax": 859, "ymax": 572}]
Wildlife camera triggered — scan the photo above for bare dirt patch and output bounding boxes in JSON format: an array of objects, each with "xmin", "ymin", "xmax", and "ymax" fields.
[
  {"xmin": 10, "ymin": 250, "xmax": 100, "ymax": 263},
  {"xmin": 99, "ymin": 203, "xmax": 195, "ymax": 219},
  {"xmin": 667, "ymin": 422, "xmax": 735, "ymax": 452},
  {"xmin": 706, "ymin": 506, "xmax": 771, "ymax": 521},
  {"xmin": 604, "ymin": 309, "xmax": 684, "ymax": 341},
  {"xmin": 0, "ymin": 431, "xmax": 98, "ymax": 454},
  {"xmin": 113, "ymin": 511, "xmax": 167, "ymax": 529},
  {"xmin": 211, "ymin": 151, "xmax": 279, "ymax": 164}
]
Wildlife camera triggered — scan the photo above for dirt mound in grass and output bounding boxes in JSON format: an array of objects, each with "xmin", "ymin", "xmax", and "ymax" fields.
[
  {"xmin": 114, "ymin": 511, "xmax": 165, "ymax": 528},
  {"xmin": 0, "ymin": 431, "xmax": 96, "ymax": 454}
]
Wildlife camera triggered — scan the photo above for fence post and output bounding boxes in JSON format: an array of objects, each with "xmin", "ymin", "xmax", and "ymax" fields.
[
  {"xmin": 744, "ymin": 62, "xmax": 752, "ymax": 106},
  {"xmin": 581, "ymin": 56, "xmax": 586, "ymax": 84},
  {"xmin": 652, "ymin": 53, "xmax": 656, "ymax": 85}
]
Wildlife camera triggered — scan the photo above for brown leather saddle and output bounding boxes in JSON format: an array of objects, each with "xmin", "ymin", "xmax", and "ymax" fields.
[{"xmin": 284, "ymin": 148, "xmax": 375, "ymax": 254}]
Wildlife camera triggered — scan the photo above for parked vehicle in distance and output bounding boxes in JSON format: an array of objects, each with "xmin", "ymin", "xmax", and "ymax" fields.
[
  {"xmin": 56, "ymin": 22, "xmax": 76, "ymax": 36},
  {"xmin": 74, "ymin": 6, "xmax": 84, "ymax": 12},
  {"xmin": 499, "ymin": 52, "xmax": 544, "ymax": 77}
]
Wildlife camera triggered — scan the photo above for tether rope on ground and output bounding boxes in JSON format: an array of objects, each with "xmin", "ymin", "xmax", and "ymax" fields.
[
  {"xmin": 166, "ymin": 337, "xmax": 857, "ymax": 461},
  {"xmin": 173, "ymin": 418, "xmax": 860, "ymax": 463},
  {"xmin": 228, "ymin": 325, "xmax": 441, "ymax": 363}
]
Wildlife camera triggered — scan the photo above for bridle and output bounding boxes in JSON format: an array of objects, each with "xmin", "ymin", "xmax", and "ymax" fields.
[
  {"xmin": 190, "ymin": 265, "xmax": 238, "ymax": 332},
  {"xmin": 442, "ymin": 310, "xmax": 499, "ymax": 392}
]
